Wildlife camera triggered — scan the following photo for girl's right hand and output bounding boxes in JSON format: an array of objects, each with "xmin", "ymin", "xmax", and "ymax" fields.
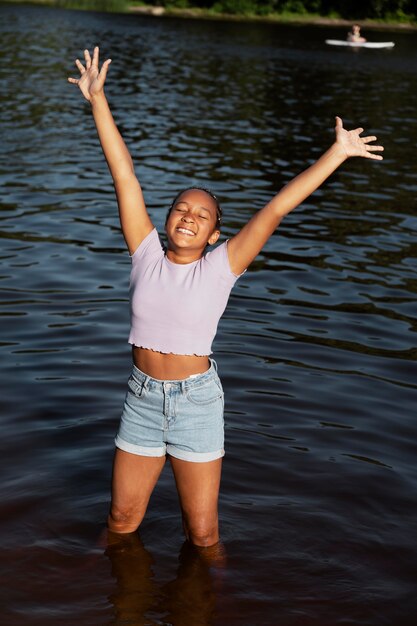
[{"xmin": 68, "ymin": 46, "xmax": 111, "ymax": 102}]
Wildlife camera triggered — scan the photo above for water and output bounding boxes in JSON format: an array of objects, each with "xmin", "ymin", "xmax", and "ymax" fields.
[{"xmin": 1, "ymin": 4, "xmax": 417, "ymax": 624}]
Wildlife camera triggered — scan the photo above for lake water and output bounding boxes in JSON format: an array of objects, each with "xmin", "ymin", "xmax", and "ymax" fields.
[{"xmin": 1, "ymin": 3, "xmax": 417, "ymax": 624}]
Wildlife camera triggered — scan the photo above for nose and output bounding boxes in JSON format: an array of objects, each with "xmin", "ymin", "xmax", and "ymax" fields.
[{"xmin": 181, "ymin": 213, "xmax": 194, "ymax": 223}]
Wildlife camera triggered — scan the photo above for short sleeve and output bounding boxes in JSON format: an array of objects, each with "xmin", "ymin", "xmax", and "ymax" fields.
[
  {"xmin": 204, "ymin": 240, "xmax": 246, "ymax": 282},
  {"xmin": 130, "ymin": 228, "xmax": 164, "ymax": 264}
]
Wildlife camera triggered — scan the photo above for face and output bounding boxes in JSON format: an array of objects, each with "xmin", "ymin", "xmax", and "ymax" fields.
[{"xmin": 165, "ymin": 189, "xmax": 220, "ymax": 252}]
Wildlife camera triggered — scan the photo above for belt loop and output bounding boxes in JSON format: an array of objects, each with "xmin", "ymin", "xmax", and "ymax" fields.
[
  {"xmin": 181, "ymin": 380, "xmax": 186, "ymax": 395},
  {"xmin": 143, "ymin": 375, "xmax": 150, "ymax": 391},
  {"xmin": 211, "ymin": 358, "xmax": 217, "ymax": 372}
]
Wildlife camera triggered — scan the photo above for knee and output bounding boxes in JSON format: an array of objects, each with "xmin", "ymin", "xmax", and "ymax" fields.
[
  {"xmin": 186, "ymin": 518, "xmax": 219, "ymax": 547},
  {"xmin": 107, "ymin": 503, "xmax": 144, "ymax": 534}
]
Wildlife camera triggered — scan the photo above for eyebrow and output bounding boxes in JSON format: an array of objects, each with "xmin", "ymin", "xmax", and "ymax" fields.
[{"xmin": 176, "ymin": 201, "xmax": 211, "ymax": 213}]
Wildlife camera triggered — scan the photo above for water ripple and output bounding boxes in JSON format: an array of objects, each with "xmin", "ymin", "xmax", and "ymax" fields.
[{"xmin": 1, "ymin": 4, "xmax": 417, "ymax": 625}]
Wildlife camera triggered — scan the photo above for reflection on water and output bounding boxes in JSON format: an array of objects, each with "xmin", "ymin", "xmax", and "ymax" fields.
[
  {"xmin": 106, "ymin": 532, "xmax": 223, "ymax": 625},
  {"xmin": 1, "ymin": 3, "xmax": 417, "ymax": 624}
]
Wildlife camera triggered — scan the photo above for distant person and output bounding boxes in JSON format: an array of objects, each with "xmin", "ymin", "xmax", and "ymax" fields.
[
  {"xmin": 347, "ymin": 24, "xmax": 367, "ymax": 43},
  {"xmin": 68, "ymin": 47, "xmax": 383, "ymax": 549}
]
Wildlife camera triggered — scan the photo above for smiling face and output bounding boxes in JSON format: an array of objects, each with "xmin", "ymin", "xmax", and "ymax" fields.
[{"xmin": 165, "ymin": 188, "xmax": 221, "ymax": 258}]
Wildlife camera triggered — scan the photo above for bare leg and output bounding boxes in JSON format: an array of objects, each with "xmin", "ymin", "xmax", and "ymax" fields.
[
  {"xmin": 169, "ymin": 456, "xmax": 222, "ymax": 547},
  {"xmin": 108, "ymin": 448, "xmax": 166, "ymax": 534}
]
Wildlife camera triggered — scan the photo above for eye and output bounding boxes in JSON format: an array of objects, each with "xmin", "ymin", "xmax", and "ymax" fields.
[{"xmin": 199, "ymin": 214, "xmax": 209, "ymax": 220}]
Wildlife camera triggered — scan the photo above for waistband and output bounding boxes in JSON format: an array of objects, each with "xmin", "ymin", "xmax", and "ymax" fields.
[{"xmin": 131, "ymin": 358, "xmax": 219, "ymax": 392}]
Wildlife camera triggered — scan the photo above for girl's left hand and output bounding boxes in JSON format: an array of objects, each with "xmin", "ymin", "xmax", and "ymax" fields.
[{"xmin": 335, "ymin": 116, "xmax": 384, "ymax": 160}]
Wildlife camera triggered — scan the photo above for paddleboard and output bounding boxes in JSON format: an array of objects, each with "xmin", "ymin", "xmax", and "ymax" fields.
[{"xmin": 325, "ymin": 39, "xmax": 395, "ymax": 49}]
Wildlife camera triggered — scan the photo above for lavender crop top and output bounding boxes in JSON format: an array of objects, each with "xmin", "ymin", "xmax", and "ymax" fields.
[{"xmin": 128, "ymin": 228, "xmax": 242, "ymax": 356}]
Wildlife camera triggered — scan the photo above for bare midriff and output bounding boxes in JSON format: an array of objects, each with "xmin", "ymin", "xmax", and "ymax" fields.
[{"xmin": 132, "ymin": 346, "xmax": 210, "ymax": 380}]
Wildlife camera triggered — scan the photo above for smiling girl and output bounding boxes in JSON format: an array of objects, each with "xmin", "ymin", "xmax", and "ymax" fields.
[{"xmin": 68, "ymin": 47, "xmax": 383, "ymax": 548}]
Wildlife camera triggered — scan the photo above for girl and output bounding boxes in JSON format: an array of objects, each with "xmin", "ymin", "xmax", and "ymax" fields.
[{"xmin": 68, "ymin": 47, "xmax": 383, "ymax": 548}]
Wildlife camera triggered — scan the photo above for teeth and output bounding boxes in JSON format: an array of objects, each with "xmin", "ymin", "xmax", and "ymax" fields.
[{"xmin": 177, "ymin": 228, "xmax": 195, "ymax": 236}]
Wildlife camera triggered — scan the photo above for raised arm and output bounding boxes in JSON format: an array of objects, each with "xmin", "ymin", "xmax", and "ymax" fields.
[
  {"xmin": 68, "ymin": 47, "xmax": 153, "ymax": 255},
  {"xmin": 227, "ymin": 117, "xmax": 384, "ymax": 275}
]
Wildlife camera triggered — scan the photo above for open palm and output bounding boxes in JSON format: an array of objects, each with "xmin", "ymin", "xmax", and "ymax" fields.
[
  {"xmin": 68, "ymin": 47, "xmax": 111, "ymax": 102},
  {"xmin": 335, "ymin": 116, "xmax": 384, "ymax": 160}
]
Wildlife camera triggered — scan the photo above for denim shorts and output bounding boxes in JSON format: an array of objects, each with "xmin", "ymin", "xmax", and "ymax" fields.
[{"xmin": 115, "ymin": 359, "xmax": 225, "ymax": 463}]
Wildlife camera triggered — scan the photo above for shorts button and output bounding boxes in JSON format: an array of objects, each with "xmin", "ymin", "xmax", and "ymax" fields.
[{"xmin": 165, "ymin": 383, "xmax": 171, "ymax": 390}]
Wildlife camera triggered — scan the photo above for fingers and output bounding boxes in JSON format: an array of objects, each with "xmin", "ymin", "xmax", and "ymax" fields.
[
  {"xmin": 84, "ymin": 48, "xmax": 92, "ymax": 69},
  {"xmin": 68, "ymin": 47, "xmax": 111, "ymax": 95},
  {"xmin": 75, "ymin": 58, "xmax": 85, "ymax": 74},
  {"xmin": 99, "ymin": 58, "xmax": 112, "ymax": 83},
  {"xmin": 92, "ymin": 45, "xmax": 99, "ymax": 68},
  {"xmin": 362, "ymin": 135, "xmax": 384, "ymax": 157},
  {"xmin": 365, "ymin": 143, "xmax": 384, "ymax": 150},
  {"xmin": 366, "ymin": 145, "xmax": 384, "ymax": 153},
  {"xmin": 335, "ymin": 116, "xmax": 343, "ymax": 129},
  {"xmin": 73, "ymin": 47, "xmax": 107, "ymax": 74},
  {"xmin": 365, "ymin": 144, "xmax": 384, "ymax": 160},
  {"xmin": 366, "ymin": 153, "xmax": 384, "ymax": 161}
]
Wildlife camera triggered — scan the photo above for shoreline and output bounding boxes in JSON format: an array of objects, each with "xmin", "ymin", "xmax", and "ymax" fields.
[
  {"xmin": 129, "ymin": 5, "xmax": 417, "ymax": 31},
  {"xmin": 2, "ymin": 0, "xmax": 416, "ymax": 31}
]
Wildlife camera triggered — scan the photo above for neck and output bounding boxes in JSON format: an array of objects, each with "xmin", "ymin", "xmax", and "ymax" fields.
[{"xmin": 166, "ymin": 246, "xmax": 205, "ymax": 264}]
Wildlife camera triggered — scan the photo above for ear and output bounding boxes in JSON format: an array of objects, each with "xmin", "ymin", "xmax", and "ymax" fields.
[{"xmin": 208, "ymin": 230, "xmax": 220, "ymax": 246}]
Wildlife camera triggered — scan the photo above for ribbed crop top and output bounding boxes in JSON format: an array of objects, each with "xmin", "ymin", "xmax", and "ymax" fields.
[{"xmin": 128, "ymin": 228, "xmax": 241, "ymax": 356}]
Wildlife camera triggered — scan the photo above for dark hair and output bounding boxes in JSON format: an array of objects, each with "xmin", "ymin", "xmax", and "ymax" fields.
[{"xmin": 165, "ymin": 186, "xmax": 222, "ymax": 230}]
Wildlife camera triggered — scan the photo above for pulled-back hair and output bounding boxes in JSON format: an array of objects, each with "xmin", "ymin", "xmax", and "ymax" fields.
[{"xmin": 165, "ymin": 187, "xmax": 222, "ymax": 230}]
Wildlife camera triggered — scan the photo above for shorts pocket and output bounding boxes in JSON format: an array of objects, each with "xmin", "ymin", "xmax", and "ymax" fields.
[
  {"xmin": 127, "ymin": 375, "xmax": 145, "ymax": 398},
  {"xmin": 186, "ymin": 379, "xmax": 223, "ymax": 406}
]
